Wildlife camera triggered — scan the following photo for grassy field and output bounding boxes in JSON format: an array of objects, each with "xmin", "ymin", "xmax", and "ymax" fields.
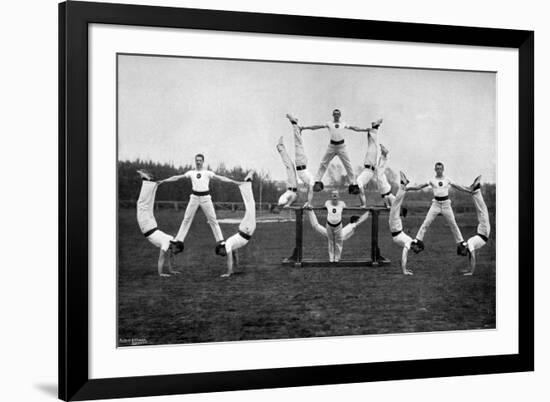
[{"xmin": 118, "ymin": 203, "xmax": 495, "ymax": 346}]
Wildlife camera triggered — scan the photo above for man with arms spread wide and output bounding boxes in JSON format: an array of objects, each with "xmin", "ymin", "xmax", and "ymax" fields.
[
  {"xmin": 300, "ymin": 109, "xmax": 377, "ymax": 195},
  {"xmin": 406, "ymin": 162, "xmax": 472, "ymax": 255},
  {"xmin": 159, "ymin": 153, "xmax": 241, "ymax": 248}
]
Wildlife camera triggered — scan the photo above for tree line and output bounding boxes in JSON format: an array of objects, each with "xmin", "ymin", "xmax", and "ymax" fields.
[
  {"xmin": 118, "ymin": 160, "xmax": 282, "ymax": 203},
  {"xmin": 118, "ymin": 159, "xmax": 495, "ymax": 208}
]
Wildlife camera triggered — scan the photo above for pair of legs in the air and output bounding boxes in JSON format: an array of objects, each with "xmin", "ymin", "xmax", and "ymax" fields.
[
  {"xmin": 215, "ymin": 172, "xmax": 256, "ymax": 277},
  {"xmin": 136, "ymin": 170, "xmax": 183, "ymax": 277}
]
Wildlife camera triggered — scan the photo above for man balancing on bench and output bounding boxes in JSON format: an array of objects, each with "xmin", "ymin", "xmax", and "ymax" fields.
[
  {"xmin": 214, "ymin": 171, "xmax": 256, "ymax": 277},
  {"xmin": 299, "ymin": 109, "xmax": 378, "ymax": 195},
  {"xmin": 304, "ymin": 190, "xmax": 370, "ymax": 263}
]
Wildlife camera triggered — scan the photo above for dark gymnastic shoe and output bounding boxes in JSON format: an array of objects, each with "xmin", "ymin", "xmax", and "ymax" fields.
[
  {"xmin": 244, "ymin": 171, "xmax": 254, "ymax": 182},
  {"xmin": 170, "ymin": 240, "xmax": 184, "ymax": 254},
  {"xmin": 411, "ymin": 239, "xmax": 424, "ymax": 254},
  {"xmin": 399, "ymin": 171, "xmax": 410, "ymax": 187},
  {"xmin": 313, "ymin": 181, "xmax": 324, "ymax": 192},
  {"xmin": 285, "ymin": 113, "xmax": 299, "ymax": 125},
  {"xmin": 371, "ymin": 118, "xmax": 383, "ymax": 129},
  {"xmin": 137, "ymin": 169, "xmax": 154, "ymax": 181},
  {"xmin": 470, "ymin": 175, "xmax": 482, "ymax": 192},
  {"xmin": 348, "ymin": 184, "xmax": 360, "ymax": 195},
  {"xmin": 457, "ymin": 241, "xmax": 468, "ymax": 256}
]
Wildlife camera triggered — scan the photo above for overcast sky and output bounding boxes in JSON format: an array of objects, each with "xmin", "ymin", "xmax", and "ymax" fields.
[{"xmin": 118, "ymin": 54, "xmax": 496, "ymax": 184}]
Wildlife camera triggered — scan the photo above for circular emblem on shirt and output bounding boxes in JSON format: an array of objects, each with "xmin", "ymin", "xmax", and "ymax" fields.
[
  {"xmin": 197, "ymin": 173, "xmax": 202, "ymax": 179},
  {"xmin": 438, "ymin": 181, "xmax": 443, "ymax": 187},
  {"xmin": 332, "ymin": 208, "xmax": 337, "ymax": 214},
  {"xmin": 335, "ymin": 124, "xmax": 340, "ymax": 128}
]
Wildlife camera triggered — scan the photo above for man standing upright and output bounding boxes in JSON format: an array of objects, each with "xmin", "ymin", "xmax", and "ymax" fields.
[
  {"xmin": 300, "ymin": 109, "xmax": 376, "ymax": 195},
  {"xmin": 308, "ymin": 190, "xmax": 347, "ymax": 263},
  {"xmin": 159, "ymin": 154, "xmax": 241, "ymax": 247},
  {"xmin": 406, "ymin": 162, "xmax": 472, "ymax": 254}
]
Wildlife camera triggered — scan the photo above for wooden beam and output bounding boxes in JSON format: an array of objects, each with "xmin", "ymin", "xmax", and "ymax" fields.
[{"xmin": 282, "ymin": 259, "xmax": 390, "ymax": 268}]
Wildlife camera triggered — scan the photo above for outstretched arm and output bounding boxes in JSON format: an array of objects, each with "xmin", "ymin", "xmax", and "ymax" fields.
[
  {"xmin": 464, "ymin": 250, "xmax": 476, "ymax": 276},
  {"xmin": 348, "ymin": 118, "xmax": 383, "ymax": 132},
  {"xmin": 167, "ymin": 251, "xmax": 180, "ymax": 275},
  {"xmin": 401, "ymin": 248, "xmax": 413, "ymax": 275},
  {"xmin": 306, "ymin": 209, "xmax": 328, "ymax": 237},
  {"xmin": 451, "ymin": 183, "xmax": 473, "ymax": 194},
  {"xmin": 157, "ymin": 174, "xmax": 187, "ymax": 184},
  {"xmin": 157, "ymin": 249, "xmax": 170, "ymax": 277},
  {"xmin": 405, "ymin": 183, "xmax": 429, "ymax": 192},
  {"xmin": 300, "ymin": 124, "xmax": 327, "ymax": 131},
  {"xmin": 212, "ymin": 174, "xmax": 240, "ymax": 185},
  {"xmin": 221, "ymin": 252, "xmax": 234, "ymax": 277},
  {"xmin": 346, "ymin": 125, "xmax": 371, "ymax": 132}
]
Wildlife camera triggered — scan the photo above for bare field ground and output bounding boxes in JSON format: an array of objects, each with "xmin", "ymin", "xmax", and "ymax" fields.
[{"xmin": 118, "ymin": 206, "xmax": 495, "ymax": 346}]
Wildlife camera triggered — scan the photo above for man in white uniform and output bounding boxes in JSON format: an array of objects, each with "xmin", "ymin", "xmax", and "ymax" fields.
[
  {"xmin": 376, "ymin": 143, "xmax": 396, "ymax": 208},
  {"xmin": 388, "ymin": 172, "xmax": 417, "ymax": 275},
  {"xmin": 159, "ymin": 154, "xmax": 241, "ymax": 247},
  {"xmin": 214, "ymin": 172, "xmax": 255, "ymax": 277},
  {"xmin": 305, "ymin": 203, "xmax": 370, "ymax": 262},
  {"xmin": 356, "ymin": 119, "xmax": 384, "ymax": 207},
  {"xmin": 300, "ymin": 109, "xmax": 377, "ymax": 195},
  {"xmin": 275, "ymin": 136, "xmax": 299, "ymax": 209},
  {"xmin": 136, "ymin": 170, "xmax": 183, "ymax": 277},
  {"xmin": 406, "ymin": 162, "xmax": 472, "ymax": 254},
  {"xmin": 303, "ymin": 191, "xmax": 348, "ymax": 262},
  {"xmin": 463, "ymin": 175, "xmax": 491, "ymax": 276},
  {"xmin": 286, "ymin": 113, "xmax": 314, "ymax": 206}
]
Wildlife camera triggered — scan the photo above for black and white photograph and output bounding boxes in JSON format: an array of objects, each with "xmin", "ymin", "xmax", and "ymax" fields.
[{"xmin": 117, "ymin": 54, "xmax": 496, "ymax": 346}]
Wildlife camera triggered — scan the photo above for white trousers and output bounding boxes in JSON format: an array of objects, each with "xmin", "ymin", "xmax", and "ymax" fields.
[
  {"xmin": 467, "ymin": 190, "xmax": 491, "ymax": 252},
  {"xmin": 297, "ymin": 169, "xmax": 314, "ymax": 186},
  {"xmin": 416, "ymin": 199, "xmax": 463, "ymax": 243},
  {"xmin": 357, "ymin": 168, "xmax": 375, "ymax": 189},
  {"xmin": 377, "ymin": 170, "xmax": 392, "ymax": 195},
  {"xmin": 292, "ymin": 124, "xmax": 308, "ymax": 167},
  {"xmin": 224, "ymin": 181, "xmax": 256, "ymax": 253},
  {"xmin": 389, "ymin": 188, "xmax": 413, "ymax": 249},
  {"xmin": 276, "ymin": 141, "xmax": 298, "ymax": 188},
  {"xmin": 238, "ymin": 181, "xmax": 256, "ymax": 236},
  {"xmin": 315, "ymin": 143, "xmax": 355, "ymax": 184},
  {"xmin": 326, "ymin": 223, "xmax": 344, "ymax": 262},
  {"xmin": 136, "ymin": 181, "xmax": 158, "ymax": 234},
  {"xmin": 304, "ymin": 210, "xmax": 344, "ymax": 261},
  {"xmin": 278, "ymin": 190, "xmax": 297, "ymax": 207},
  {"xmin": 389, "ymin": 188, "xmax": 406, "ymax": 233},
  {"xmin": 176, "ymin": 194, "xmax": 223, "ymax": 242}
]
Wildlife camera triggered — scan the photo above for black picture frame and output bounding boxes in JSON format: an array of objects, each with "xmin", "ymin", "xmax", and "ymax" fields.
[{"xmin": 59, "ymin": 1, "xmax": 534, "ymax": 400}]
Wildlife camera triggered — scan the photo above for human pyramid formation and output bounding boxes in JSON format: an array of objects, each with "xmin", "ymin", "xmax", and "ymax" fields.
[
  {"xmin": 276, "ymin": 109, "xmax": 491, "ymax": 275},
  {"xmin": 134, "ymin": 108, "xmax": 490, "ymax": 278}
]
